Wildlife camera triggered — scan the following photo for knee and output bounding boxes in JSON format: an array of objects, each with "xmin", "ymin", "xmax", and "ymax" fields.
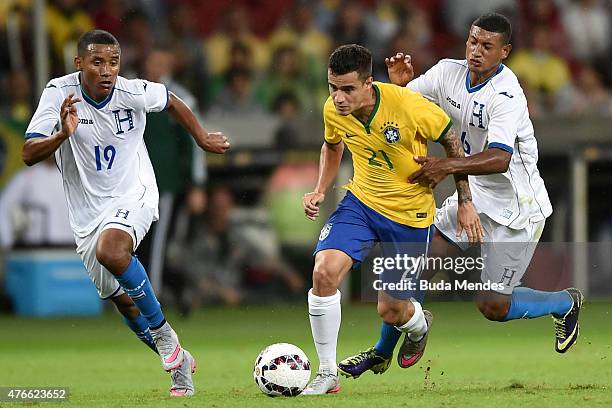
[
  {"xmin": 377, "ymin": 302, "xmax": 403, "ymax": 326},
  {"xmin": 312, "ymin": 262, "xmax": 340, "ymax": 293},
  {"xmin": 477, "ymin": 299, "xmax": 510, "ymax": 321},
  {"xmin": 96, "ymin": 234, "xmax": 132, "ymax": 274}
]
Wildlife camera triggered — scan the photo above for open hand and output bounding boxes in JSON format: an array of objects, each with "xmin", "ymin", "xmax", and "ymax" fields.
[
  {"xmin": 408, "ymin": 156, "xmax": 450, "ymax": 189},
  {"xmin": 385, "ymin": 52, "xmax": 414, "ymax": 87},
  {"xmin": 457, "ymin": 201, "xmax": 485, "ymax": 244},
  {"xmin": 60, "ymin": 93, "xmax": 81, "ymax": 136}
]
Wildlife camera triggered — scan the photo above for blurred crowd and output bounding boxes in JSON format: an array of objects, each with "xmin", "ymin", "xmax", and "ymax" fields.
[
  {"xmin": 1, "ymin": 0, "xmax": 611, "ymax": 124},
  {"xmin": 0, "ymin": 0, "xmax": 611, "ymax": 310}
]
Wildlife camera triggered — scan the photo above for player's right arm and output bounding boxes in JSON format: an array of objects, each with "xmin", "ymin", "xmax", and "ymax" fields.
[
  {"xmin": 303, "ymin": 141, "xmax": 344, "ymax": 220},
  {"xmin": 165, "ymin": 92, "xmax": 229, "ymax": 154},
  {"xmin": 304, "ymin": 102, "xmax": 345, "ymax": 220},
  {"xmin": 22, "ymin": 92, "xmax": 81, "ymax": 166}
]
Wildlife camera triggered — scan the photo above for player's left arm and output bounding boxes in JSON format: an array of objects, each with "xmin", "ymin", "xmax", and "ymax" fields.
[
  {"xmin": 411, "ymin": 143, "xmax": 511, "ymax": 179},
  {"xmin": 405, "ymin": 96, "xmax": 484, "ymax": 242},
  {"xmin": 437, "ymin": 128, "xmax": 484, "ymax": 242},
  {"xmin": 165, "ymin": 92, "xmax": 230, "ymax": 154}
]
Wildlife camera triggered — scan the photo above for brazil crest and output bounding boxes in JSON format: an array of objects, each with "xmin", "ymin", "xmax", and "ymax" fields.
[{"xmin": 381, "ymin": 122, "xmax": 400, "ymax": 144}]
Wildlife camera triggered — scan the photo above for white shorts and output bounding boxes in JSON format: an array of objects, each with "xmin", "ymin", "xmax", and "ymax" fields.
[
  {"xmin": 435, "ymin": 196, "xmax": 545, "ymax": 295},
  {"xmin": 75, "ymin": 204, "xmax": 156, "ymax": 299}
]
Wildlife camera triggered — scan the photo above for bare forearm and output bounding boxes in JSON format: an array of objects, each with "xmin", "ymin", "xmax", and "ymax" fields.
[
  {"xmin": 22, "ymin": 131, "xmax": 69, "ymax": 166},
  {"xmin": 444, "ymin": 149, "xmax": 511, "ymax": 176},
  {"xmin": 439, "ymin": 128, "xmax": 472, "ymax": 204},
  {"xmin": 166, "ymin": 93, "xmax": 208, "ymax": 147},
  {"xmin": 315, "ymin": 142, "xmax": 344, "ymax": 194}
]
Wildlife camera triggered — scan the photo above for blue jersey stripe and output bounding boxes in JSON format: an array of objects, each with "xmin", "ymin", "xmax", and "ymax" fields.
[
  {"xmin": 488, "ymin": 142, "xmax": 513, "ymax": 153},
  {"xmin": 81, "ymin": 84, "xmax": 115, "ymax": 109},
  {"xmin": 465, "ymin": 64, "xmax": 504, "ymax": 93},
  {"xmin": 162, "ymin": 85, "xmax": 169, "ymax": 111},
  {"xmin": 25, "ymin": 132, "xmax": 48, "ymax": 139}
]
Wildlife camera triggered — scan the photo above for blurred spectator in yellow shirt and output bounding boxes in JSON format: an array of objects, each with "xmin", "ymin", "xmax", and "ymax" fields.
[
  {"xmin": 269, "ymin": 2, "xmax": 332, "ymax": 67},
  {"xmin": 0, "ymin": 70, "xmax": 31, "ymax": 190},
  {"xmin": 204, "ymin": 4, "xmax": 270, "ymax": 77},
  {"xmin": 46, "ymin": 0, "xmax": 93, "ymax": 74},
  {"xmin": 508, "ymin": 27, "xmax": 571, "ymax": 112},
  {"xmin": 255, "ymin": 45, "xmax": 316, "ymax": 114}
]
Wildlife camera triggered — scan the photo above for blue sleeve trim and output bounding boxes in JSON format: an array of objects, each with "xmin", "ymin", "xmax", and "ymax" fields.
[
  {"xmin": 25, "ymin": 132, "xmax": 48, "ymax": 139},
  {"xmin": 162, "ymin": 85, "xmax": 170, "ymax": 111},
  {"xmin": 488, "ymin": 142, "xmax": 514, "ymax": 154}
]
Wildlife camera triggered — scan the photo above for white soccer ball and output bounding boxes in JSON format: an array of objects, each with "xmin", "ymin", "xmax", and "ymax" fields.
[{"xmin": 253, "ymin": 343, "xmax": 311, "ymax": 397}]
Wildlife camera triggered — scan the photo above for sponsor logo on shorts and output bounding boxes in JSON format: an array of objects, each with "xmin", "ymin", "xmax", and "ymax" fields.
[{"xmin": 319, "ymin": 223, "xmax": 332, "ymax": 241}]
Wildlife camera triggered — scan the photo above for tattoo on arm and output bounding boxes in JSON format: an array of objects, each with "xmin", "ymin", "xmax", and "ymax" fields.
[
  {"xmin": 439, "ymin": 128, "xmax": 464, "ymax": 159},
  {"xmin": 440, "ymin": 128, "xmax": 472, "ymax": 204},
  {"xmin": 454, "ymin": 179, "xmax": 472, "ymax": 204}
]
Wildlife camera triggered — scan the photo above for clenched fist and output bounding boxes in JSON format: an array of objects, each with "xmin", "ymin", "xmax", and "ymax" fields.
[
  {"xmin": 303, "ymin": 191, "xmax": 325, "ymax": 220},
  {"xmin": 199, "ymin": 131, "xmax": 230, "ymax": 154}
]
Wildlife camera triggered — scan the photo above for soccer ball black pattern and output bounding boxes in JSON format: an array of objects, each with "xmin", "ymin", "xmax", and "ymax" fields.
[{"xmin": 253, "ymin": 343, "xmax": 311, "ymax": 397}]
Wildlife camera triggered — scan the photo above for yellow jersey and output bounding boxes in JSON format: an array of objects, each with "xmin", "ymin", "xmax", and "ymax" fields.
[{"xmin": 324, "ymin": 82, "xmax": 452, "ymax": 227}]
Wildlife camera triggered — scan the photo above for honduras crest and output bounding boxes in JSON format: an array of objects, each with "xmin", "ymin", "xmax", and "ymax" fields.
[
  {"xmin": 319, "ymin": 223, "xmax": 332, "ymax": 241},
  {"xmin": 381, "ymin": 122, "xmax": 400, "ymax": 144}
]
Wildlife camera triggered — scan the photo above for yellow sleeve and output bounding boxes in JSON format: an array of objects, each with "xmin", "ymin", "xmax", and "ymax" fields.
[
  {"xmin": 323, "ymin": 98, "xmax": 342, "ymax": 144},
  {"xmin": 415, "ymin": 97, "xmax": 453, "ymax": 142}
]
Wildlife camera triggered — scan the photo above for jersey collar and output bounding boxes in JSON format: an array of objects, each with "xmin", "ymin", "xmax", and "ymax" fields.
[
  {"xmin": 351, "ymin": 83, "xmax": 380, "ymax": 134},
  {"xmin": 79, "ymin": 74, "xmax": 115, "ymax": 109},
  {"xmin": 465, "ymin": 64, "xmax": 504, "ymax": 93}
]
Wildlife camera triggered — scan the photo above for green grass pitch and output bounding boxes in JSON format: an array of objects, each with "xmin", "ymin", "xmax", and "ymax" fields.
[{"xmin": 1, "ymin": 302, "xmax": 610, "ymax": 407}]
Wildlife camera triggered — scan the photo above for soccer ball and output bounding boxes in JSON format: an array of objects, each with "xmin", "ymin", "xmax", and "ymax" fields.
[{"xmin": 253, "ymin": 343, "xmax": 311, "ymax": 397}]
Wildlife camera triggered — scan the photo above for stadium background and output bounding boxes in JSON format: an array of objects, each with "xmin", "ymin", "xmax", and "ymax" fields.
[{"xmin": 0, "ymin": 0, "xmax": 610, "ymax": 406}]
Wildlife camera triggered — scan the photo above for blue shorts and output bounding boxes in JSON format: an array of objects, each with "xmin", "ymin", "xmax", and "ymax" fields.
[{"xmin": 315, "ymin": 191, "xmax": 433, "ymax": 300}]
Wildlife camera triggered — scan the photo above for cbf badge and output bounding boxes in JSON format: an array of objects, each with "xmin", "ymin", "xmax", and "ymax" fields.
[
  {"xmin": 381, "ymin": 122, "xmax": 400, "ymax": 144},
  {"xmin": 319, "ymin": 223, "xmax": 332, "ymax": 241}
]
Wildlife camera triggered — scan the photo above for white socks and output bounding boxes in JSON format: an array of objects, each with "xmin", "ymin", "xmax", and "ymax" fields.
[
  {"xmin": 308, "ymin": 289, "xmax": 341, "ymax": 374},
  {"xmin": 395, "ymin": 301, "xmax": 428, "ymax": 341}
]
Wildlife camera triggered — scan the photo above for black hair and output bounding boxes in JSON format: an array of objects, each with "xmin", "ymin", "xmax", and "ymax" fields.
[
  {"xmin": 225, "ymin": 66, "xmax": 253, "ymax": 82},
  {"xmin": 230, "ymin": 41, "xmax": 251, "ymax": 56},
  {"xmin": 472, "ymin": 13, "xmax": 512, "ymax": 44},
  {"xmin": 77, "ymin": 29, "xmax": 120, "ymax": 56},
  {"xmin": 272, "ymin": 90, "xmax": 301, "ymax": 113},
  {"xmin": 328, "ymin": 44, "xmax": 372, "ymax": 81}
]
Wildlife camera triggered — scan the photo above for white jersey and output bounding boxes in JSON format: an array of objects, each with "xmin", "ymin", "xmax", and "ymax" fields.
[
  {"xmin": 25, "ymin": 72, "xmax": 168, "ymax": 237},
  {"xmin": 408, "ymin": 59, "xmax": 552, "ymax": 229}
]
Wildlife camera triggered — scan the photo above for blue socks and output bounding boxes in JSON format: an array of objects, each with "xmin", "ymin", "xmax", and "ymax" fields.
[
  {"xmin": 123, "ymin": 314, "xmax": 158, "ymax": 353},
  {"xmin": 374, "ymin": 322, "xmax": 401, "ymax": 358},
  {"xmin": 504, "ymin": 287, "xmax": 573, "ymax": 320},
  {"xmin": 374, "ymin": 290, "xmax": 425, "ymax": 358},
  {"xmin": 115, "ymin": 256, "xmax": 165, "ymax": 329},
  {"xmin": 372, "ymin": 287, "xmax": 574, "ymax": 357}
]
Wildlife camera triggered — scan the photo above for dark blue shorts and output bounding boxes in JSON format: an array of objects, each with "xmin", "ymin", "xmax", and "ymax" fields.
[{"xmin": 315, "ymin": 191, "xmax": 433, "ymax": 300}]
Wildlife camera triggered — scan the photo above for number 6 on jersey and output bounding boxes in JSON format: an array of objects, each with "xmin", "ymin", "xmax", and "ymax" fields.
[{"xmin": 94, "ymin": 145, "xmax": 116, "ymax": 171}]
